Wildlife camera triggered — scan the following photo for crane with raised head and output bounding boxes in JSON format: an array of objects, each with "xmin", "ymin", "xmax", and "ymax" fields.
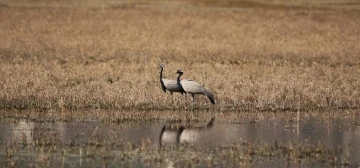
[{"xmin": 159, "ymin": 64, "xmax": 186, "ymax": 97}]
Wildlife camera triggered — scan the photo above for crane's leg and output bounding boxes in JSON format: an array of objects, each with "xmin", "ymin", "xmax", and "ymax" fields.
[
  {"xmin": 188, "ymin": 94, "xmax": 195, "ymax": 111},
  {"xmin": 191, "ymin": 94, "xmax": 195, "ymax": 104},
  {"xmin": 170, "ymin": 92, "xmax": 174, "ymax": 104},
  {"xmin": 190, "ymin": 94, "xmax": 196, "ymax": 107}
]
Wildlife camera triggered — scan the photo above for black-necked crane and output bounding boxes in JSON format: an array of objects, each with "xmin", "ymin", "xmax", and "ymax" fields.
[
  {"xmin": 175, "ymin": 69, "xmax": 215, "ymax": 104},
  {"xmin": 159, "ymin": 64, "xmax": 186, "ymax": 98}
]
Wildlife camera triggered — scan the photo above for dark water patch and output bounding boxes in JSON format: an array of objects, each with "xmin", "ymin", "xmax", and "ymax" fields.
[{"xmin": 0, "ymin": 112, "xmax": 359, "ymax": 167}]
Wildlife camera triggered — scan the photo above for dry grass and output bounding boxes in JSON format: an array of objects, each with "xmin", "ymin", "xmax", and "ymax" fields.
[{"xmin": 0, "ymin": 0, "xmax": 360, "ymax": 111}]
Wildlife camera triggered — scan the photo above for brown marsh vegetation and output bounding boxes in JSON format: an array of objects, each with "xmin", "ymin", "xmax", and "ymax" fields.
[
  {"xmin": 0, "ymin": 0, "xmax": 360, "ymax": 111},
  {"xmin": 1, "ymin": 1, "xmax": 360, "ymax": 167}
]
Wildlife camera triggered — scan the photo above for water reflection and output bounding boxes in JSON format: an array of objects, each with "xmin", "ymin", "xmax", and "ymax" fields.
[
  {"xmin": 0, "ymin": 119, "xmax": 114, "ymax": 145},
  {"xmin": 0, "ymin": 115, "xmax": 360, "ymax": 165},
  {"xmin": 159, "ymin": 117, "xmax": 215, "ymax": 147},
  {"xmin": 0, "ymin": 120, "xmax": 34, "ymax": 144}
]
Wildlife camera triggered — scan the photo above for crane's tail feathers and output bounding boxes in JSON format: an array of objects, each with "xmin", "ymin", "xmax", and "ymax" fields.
[{"xmin": 204, "ymin": 90, "xmax": 216, "ymax": 104}]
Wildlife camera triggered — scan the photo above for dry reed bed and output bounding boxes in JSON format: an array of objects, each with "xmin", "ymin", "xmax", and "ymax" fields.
[{"xmin": 0, "ymin": 2, "xmax": 360, "ymax": 111}]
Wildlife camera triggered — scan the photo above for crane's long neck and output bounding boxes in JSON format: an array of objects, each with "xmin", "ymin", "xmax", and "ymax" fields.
[
  {"xmin": 159, "ymin": 67, "xmax": 166, "ymax": 92},
  {"xmin": 176, "ymin": 73, "xmax": 182, "ymax": 82},
  {"xmin": 177, "ymin": 73, "xmax": 185, "ymax": 94},
  {"xmin": 160, "ymin": 67, "xmax": 164, "ymax": 81}
]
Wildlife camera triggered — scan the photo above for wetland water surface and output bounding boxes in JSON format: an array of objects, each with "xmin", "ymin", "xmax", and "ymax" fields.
[{"xmin": 0, "ymin": 111, "xmax": 359, "ymax": 167}]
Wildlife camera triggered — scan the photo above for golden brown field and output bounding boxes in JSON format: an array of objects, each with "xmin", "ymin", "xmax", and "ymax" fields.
[{"xmin": 1, "ymin": 0, "xmax": 360, "ymax": 111}]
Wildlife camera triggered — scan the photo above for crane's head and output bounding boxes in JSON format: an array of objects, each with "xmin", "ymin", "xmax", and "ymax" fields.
[
  {"xmin": 175, "ymin": 69, "xmax": 183, "ymax": 75},
  {"xmin": 158, "ymin": 63, "xmax": 165, "ymax": 69}
]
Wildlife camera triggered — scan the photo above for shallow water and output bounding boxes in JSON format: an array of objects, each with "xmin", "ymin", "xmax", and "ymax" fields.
[{"xmin": 1, "ymin": 112, "xmax": 360, "ymax": 167}]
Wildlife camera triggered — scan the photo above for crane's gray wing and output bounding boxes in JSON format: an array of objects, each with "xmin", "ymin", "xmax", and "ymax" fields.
[
  {"xmin": 181, "ymin": 79, "xmax": 215, "ymax": 104},
  {"xmin": 163, "ymin": 79, "xmax": 184, "ymax": 93},
  {"xmin": 180, "ymin": 80, "xmax": 204, "ymax": 94}
]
